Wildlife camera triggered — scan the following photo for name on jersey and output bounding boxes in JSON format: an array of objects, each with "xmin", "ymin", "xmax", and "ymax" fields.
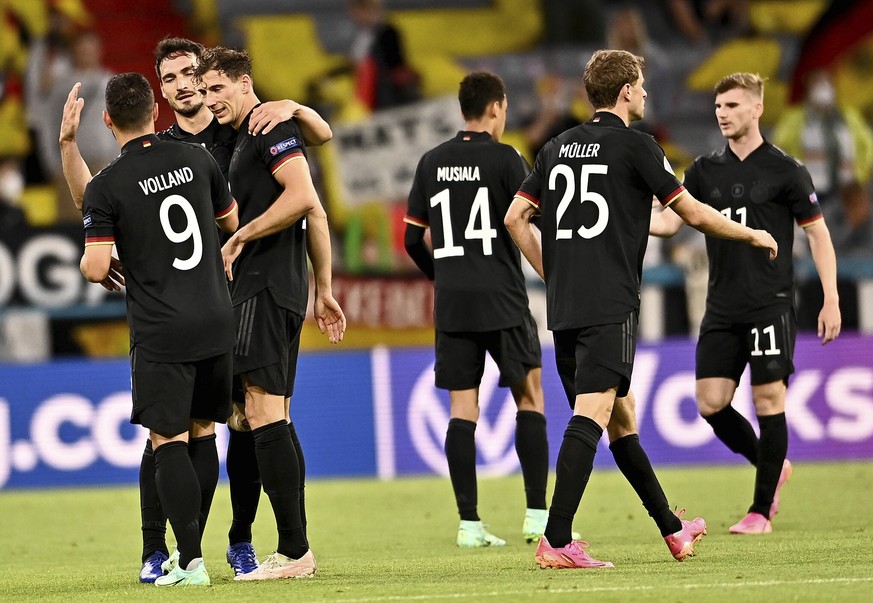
[
  {"xmin": 138, "ymin": 167, "xmax": 194, "ymax": 195},
  {"xmin": 436, "ymin": 166, "xmax": 480, "ymax": 182},
  {"xmin": 558, "ymin": 143, "xmax": 600, "ymax": 158}
]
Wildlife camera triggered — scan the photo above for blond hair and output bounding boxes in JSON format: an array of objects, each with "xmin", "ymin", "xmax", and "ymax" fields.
[
  {"xmin": 583, "ymin": 49, "xmax": 645, "ymax": 110},
  {"xmin": 714, "ymin": 73, "xmax": 765, "ymax": 100}
]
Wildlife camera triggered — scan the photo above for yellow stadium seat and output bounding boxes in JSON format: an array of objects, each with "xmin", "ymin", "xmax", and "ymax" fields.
[
  {"xmin": 408, "ymin": 55, "xmax": 467, "ymax": 98},
  {"xmin": 687, "ymin": 38, "xmax": 782, "ymax": 92},
  {"xmin": 237, "ymin": 15, "xmax": 346, "ymax": 102},
  {"xmin": 749, "ymin": 0, "xmax": 828, "ymax": 35},
  {"xmin": 19, "ymin": 185, "xmax": 58, "ymax": 226}
]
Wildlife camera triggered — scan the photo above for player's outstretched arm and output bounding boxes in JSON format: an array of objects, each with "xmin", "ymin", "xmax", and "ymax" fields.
[
  {"xmin": 650, "ymin": 203, "xmax": 684, "ymax": 238},
  {"xmin": 305, "ymin": 203, "xmax": 346, "ymax": 344},
  {"xmin": 505, "ymin": 196, "xmax": 545, "ymax": 280},
  {"xmin": 59, "ymin": 82, "xmax": 94, "ymax": 211},
  {"xmin": 248, "ymin": 100, "xmax": 333, "ymax": 145},
  {"xmin": 404, "ymin": 223, "xmax": 434, "ymax": 280},
  {"xmin": 805, "ymin": 220, "xmax": 841, "ymax": 344},
  {"xmin": 670, "ymin": 193, "xmax": 778, "ymax": 260}
]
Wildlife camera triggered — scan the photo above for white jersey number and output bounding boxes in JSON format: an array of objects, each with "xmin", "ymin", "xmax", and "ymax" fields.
[
  {"xmin": 550, "ymin": 164, "xmax": 609, "ymax": 240},
  {"xmin": 720, "ymin": 206, "xmax": 747, "ymax": 226},
  {"xmin": 750, "ymin": 324, "xmax": 781, "ymax": 356},
  {"xmin": 159, "ymin": 194, "xmax": 203, "ymax": 271},
  {"xmin": 430, "ymin": 187, "xmax": 497, "ymax": 259}
]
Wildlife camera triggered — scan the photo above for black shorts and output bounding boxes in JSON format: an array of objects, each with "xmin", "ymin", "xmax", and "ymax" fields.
[
  {"xmin": 233, "ymin": 289, "xmax": 303, "ymax": 398},
  {"xmin": 696, "ymin": 309, "xmax": 796, "ymax": 386},
  {"xmin": 552, "ymin": 311, "xmax": 637, "ymax": 407},
  {"xmin": 131, "ymin": 349, "xmax": 233, "ymax": 438},
  {"xmin": 434, "ymin": 311, "xmax": 541, "ymax": 391}
]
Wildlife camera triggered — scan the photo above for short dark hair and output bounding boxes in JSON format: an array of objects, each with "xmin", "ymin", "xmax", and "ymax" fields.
[
  {"xmin": 458, "ymin": 72, "xmax": 506, "ymax": 120},
  {"xmin": 154, "ymin": 37, "xmax": 204, "ymax": 79},
  {"xmin": 583, "ymin": 49, "xmax": 645, "ymax": 110},
  {"xmin": 104, "ymin": 72, "xmax": 155, "ymax": 131},
  {"xmin": 193, "ymin": 47, "xmax": 252, "ymax": 81}
]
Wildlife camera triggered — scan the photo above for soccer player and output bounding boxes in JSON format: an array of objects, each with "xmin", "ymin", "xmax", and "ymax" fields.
[
  {"xmin": 404, "ymin": 71, "xmax": 553, "ymax": 547},
  {"xmin": 505, "ymin": 49, "xmax": 778, "ymax": 568},
  {"xmin": 59, "ymin": 37, "xmax": 334, "ymax": 581},
  {"xmin": 194, "ymin": 46, "xmax": 345, "ymax": 581},
  {"xmin": 80, "ymin": 72, "xmax": 239, "ymax": 586},
  {"xmin": 650, "ymin": 72, "xmax": 841, "ymax": 534}
]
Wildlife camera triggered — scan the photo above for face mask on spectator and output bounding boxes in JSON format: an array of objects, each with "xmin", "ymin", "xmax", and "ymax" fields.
[
  {"xmin": 0, "ymin": 169, "xmax": 24, "ymax": 205},
  {"xmin": 809, "ymin": 81, "xmax": 836, "ymax": 109}
]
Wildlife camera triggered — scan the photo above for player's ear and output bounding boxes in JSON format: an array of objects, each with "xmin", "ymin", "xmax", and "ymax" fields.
[
  {"xmin": 152, "ymin": 102, "xmax": 159, "ymax": 124},
  {"xmin": 103, "ymin": 110, "xmax": 112, "ymax": 129},
  {"xmin": 241, "ymin": 74, "xmax": 252, "ymax": 94}
]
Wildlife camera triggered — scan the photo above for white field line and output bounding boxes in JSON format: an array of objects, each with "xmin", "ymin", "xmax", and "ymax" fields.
[{"xmin": 317, "ymin": 577, "xmax": 873, "ymax": 602}]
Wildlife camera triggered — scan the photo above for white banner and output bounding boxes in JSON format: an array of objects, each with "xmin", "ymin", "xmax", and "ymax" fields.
[{"xmin": 332, "ymin": 96, "xmax": 464, "ymax": 207}]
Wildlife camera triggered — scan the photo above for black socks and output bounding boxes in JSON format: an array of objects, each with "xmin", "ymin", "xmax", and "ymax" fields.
[
  {"xmin": 751, "ymin": 413, "xmax": 788, "ymax": 516},
  {"xmin": 252, "ymin": 420, "xmax": 308, "ymax": 560},
  {"xmin": 188, "ymin": 434, "xmax": 219, "ymax": 537},
  {"xmin": 227, "ymin": 428, "xmax": 261, "ymax": 545},
  {"xmin": 610, "ymin": 434, "xmax": 681, "ymax": 537},
  {"xmin": 544, "ymin": 415, "xmax": 602, "ymax": 548},
  {"xmin": 139, "ymin": 439, "xmax": 168, "ymax": 562},
  {"xmin": 704, "ymin": 405, "xmax": 759, "ymax": 465},
  {"xmin": 445, "ymin": 418, "xmax": 479, "ymax": 521},
  {"xmin": 515, "ymin": 410, "xmax": 549, "ymax": 510},
  {"xmin": 154, "ymin": 441, "xmax": 202, "ymax": 569}
]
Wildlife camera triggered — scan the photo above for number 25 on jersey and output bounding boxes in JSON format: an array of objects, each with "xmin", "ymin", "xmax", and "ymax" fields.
[{"xmin": 550, "ymin": 164, "xmax": 609, "ymax": 240}]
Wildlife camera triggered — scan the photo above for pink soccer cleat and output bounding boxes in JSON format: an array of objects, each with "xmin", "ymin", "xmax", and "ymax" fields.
[
  {"xmin": 729, "ymin": 512, "xmax": 772, "ymax": 534},
  {"xmin": 769, "ymin": 459, "xmax": 793, "ymax": 518},
  {"xmin": 535, "ymin": 536, "xmax": 614, "ymax": 569},
  {"xmin": 664, "ymin": 508, "xmax": 707, "ymax": 561}
]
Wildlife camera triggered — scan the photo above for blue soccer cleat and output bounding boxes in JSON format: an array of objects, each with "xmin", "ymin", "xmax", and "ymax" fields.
[
  {"xmin": 139, "ymin": 551, "xmax": 169, "ymax": 583},
  {"xmin": 226, "ymin": 542, "xmax": 259, "ymax": 577}
]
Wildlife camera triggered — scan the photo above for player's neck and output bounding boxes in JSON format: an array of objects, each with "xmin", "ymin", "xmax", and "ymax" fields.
[
  {"xmin": 595, "ymin": 107, "xmax": 630, "ymax": 126},
  {"xmin": 175, "ymin": 107, "xmax": 215, "ymax": 136},
  {"xmin": 114, "ymin": 127, "xmax": 155, "ymax": 149},
  {"xmin": 234, "ymin": 93, "xmax": 261, "ymax": 131},
  {"xmin": 727, "ymin": 130, "xmax": 764, "ymax": 161},
  {"xmin": 464, "ymin": 118, "xmax": 497, "ymax": 140}
]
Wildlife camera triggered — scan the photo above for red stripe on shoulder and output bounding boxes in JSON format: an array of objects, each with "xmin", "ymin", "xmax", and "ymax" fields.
[
  {"xmin": 271, "ymin": 152, "xmax": 304, "ymax": 174},
  {"xmin": 216, "ymin": 198, "xmax": 237, "ymax": 219},
  {"xmin": 661, "ymin": 186, "xmax": 686, "ymax": 207},
  {"xmin": 516, "ymin": 190, "xmax": 541, "ymax": 208}
]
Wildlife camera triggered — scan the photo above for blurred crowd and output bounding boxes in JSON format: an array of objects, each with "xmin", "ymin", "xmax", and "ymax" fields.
[{"xmin": 2, "ymin": 0, "xmax": 873, "ymax": 334}]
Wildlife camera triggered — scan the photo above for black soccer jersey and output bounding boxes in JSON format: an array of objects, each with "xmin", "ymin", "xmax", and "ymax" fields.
[
  {"xmin": 684, "ymin": 141, "xmax": 822, "ymax": 322},
  {"xmin": 227, "ymin": 107, "xmax": 308, "ymax": 316},
  {"xmin": 157, "ymin": 117, "xmax": 238, "ymax": 177},
  {"xmin": 83, "ymin": 134, "xmax": 236, "ymax": 363},
  {"xmin": 517, "ymin": 112, "xmax": 684, "ymax": 330},
  {"xmin": 405, "ymin": 131, "xmax": 531, "ymax": 332}
]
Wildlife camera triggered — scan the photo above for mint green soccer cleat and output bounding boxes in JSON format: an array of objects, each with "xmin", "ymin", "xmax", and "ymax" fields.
[
  {"xmin": 154, "ymin": 557, "xmax": 211, "ymax": 587},
  {"xmin": 457, "ymin": 520, "xmax": 506, "ymax": 548},
  {"xmin": 160, "ymin": 549, "xmax": 179, "ymax": 574},
  {"xmin": 523, "ymin": 509, "xmax": 581, "ymax": 543}
]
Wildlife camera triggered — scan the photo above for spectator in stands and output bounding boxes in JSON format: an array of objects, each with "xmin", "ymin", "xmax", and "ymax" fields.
[
  {"xmin": 346, "ymin": 0, "xmax": 419, "ymax": 111},
  {"xmin": 0, "ymin": 156, "xmax": 26, "ymax": 232},
  {"xmin": 522, "ymin": 74, "xmax": 588, "ymax": 159},
  {"xmin": 31, "ymin": 29, "xmax": 116, "ymax": 222},
  {"xmin": 773, "ymin": 69, "xmax": 873, "ymax": 223},
  {"xmin": 666, "ymin": 0, "xmax": 751, "ymax": 46},
  {"xmin": 828, "ymin": 180, "xmax": 873, "ymax": 257},
  {"xmin": 607, "ymin": 6, "xmax": 674, "ymax": 127}
]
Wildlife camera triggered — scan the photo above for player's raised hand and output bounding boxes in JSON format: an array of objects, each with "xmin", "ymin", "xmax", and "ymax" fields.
[
  {"xmin": 818, "ymin": 298, "xmax": 841, "ymax": 345},
  {"xmin": 249, "ymin": 99, "xmax": 300, "ymax": 136},
  {"xmin": 221, "ymin": 233, "xmax": 245, "ymax": 281},
  {"xmin": 751, "ymin": 229, "xmax": 778, "ymax": 260},
  {"xmin": 314, "ymin": 290, "xmax": 346, "ymax": 344},
  {"xmin": 97, "ymin": 256, "xmax": 125, "ymax": 292},
  {"xmin": 59, "ymin": 82, "xmax": 84, "ymax": 143}
]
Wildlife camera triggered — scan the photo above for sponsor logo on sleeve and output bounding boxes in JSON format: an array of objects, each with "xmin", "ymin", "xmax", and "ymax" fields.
[
  {"xmin": 810, "ymin": 192, "xmax": 819, "ymax": 205},
  {"xmin": 269, "ymin": 137, "xmax": 299, "ymax": 156},
  {"xmin": 83, "ymin": 213, "xmax": 92, "ymax": 227}
]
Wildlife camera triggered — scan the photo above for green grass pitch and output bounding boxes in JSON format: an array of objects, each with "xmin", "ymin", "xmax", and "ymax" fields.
[{"xmin": 1, "ymin": 461, "xmax": 871, "ymax": 602}]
